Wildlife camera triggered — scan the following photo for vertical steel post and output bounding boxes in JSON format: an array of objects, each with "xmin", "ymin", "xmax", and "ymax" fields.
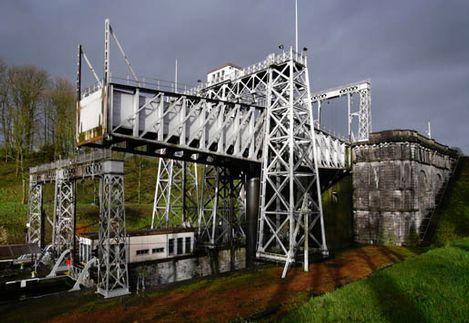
[
  {"xmin": 104, "ymin": 19, "xmax": 110, "ymax": 85},
  {"xmin": 245, "ymin": 169, "xmax": 260, "ymax": 268}
]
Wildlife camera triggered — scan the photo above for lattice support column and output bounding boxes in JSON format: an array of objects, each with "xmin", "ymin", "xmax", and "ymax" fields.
[
  {"xmin": 52, "ymin": 169, "xmax": 75, "ymax": 256},
  {"xmin": 27, "ymin": 179, "xmax": 43, "ymax": 247},
  {"xmin": 198, "ymin": 166, "xmax": 245, "ymax": 247},
  {"xmin": 151, "ymin": 159, "xmax": 199, "ymax": 229},
  {"xmin": 97, "ymin": 161, "xmax": 130, "ymax": 298},
  {"xmin": 358, "ymin": 87, "xmax": 371, "ymax": 141},
  {"xmin": 257, "ymin": 48, "xmax": 327, "ymax": 277}
]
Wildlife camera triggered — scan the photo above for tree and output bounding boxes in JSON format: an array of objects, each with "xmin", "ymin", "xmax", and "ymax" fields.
[
  {"xmin": 7, "ymin": 65, "xmax": 48, "ymax": 175},
  {"xmin": 46, "ymin": 77, "xmax": 75, "ymax": 159},
  {"xmin": 0, "ymin": 59, "xmax": 10, "ymax": 161}
]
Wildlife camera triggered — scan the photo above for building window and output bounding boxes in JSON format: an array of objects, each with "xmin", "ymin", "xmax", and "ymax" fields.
[
  {"xmin": 152, "ymin": 247, "xmax": 164, "ymax": 253},
  {"xmin": 185, "ymin": 237, "xmax": 192, "ymax": 253},
  {"xmin": 177, "ymin": 237, "xmax": 184, "ymax": 255},
  {"xmin": 169, "ymin": 238, "xmax": 174, "ymax": 255},
  {"xmin": 136, "ymin": 249, "xmax": 149, "ymax": 256}
]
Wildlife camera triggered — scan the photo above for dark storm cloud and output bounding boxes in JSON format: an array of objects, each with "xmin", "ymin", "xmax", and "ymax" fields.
[{"xmin": 0, "ymin": 0, "xmax": 468, "ymax": 151}]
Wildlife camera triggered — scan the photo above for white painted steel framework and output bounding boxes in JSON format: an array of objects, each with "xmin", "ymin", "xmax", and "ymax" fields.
[
  {"xmin": 52, "ymin": 170, "xmax": 75, "ymax": 255},
  {"xmin": 74, "ymin": 19, "xmax": 354, "ymax": 277},
  {"xmin": 28, "ymin": 152, "xmax": 130, "ymax": 298},
  {"xmin": 197, "ymin": 166, "xmax": 245, "ymax": 247},
  {"xmin": 77, "ymin": 21, "xmax": 347, "ymax": 169},
  {"xmin": 312, "ymin": 80, "xmax": 371, "ymax": 142},
  {"xmin": 97, "ymin": 170, "xmax": 130, "ymax": 298},
  {"xmin": 27, "ymin": 182, "xmax": 43, "ymax": 246},
  {"xmin": 256, "ymin": 48, "xmax": 327, "ymax": 275},
  {"xmin": 151, "ymin": 159, "xmax": 199, "ymax": 229}
]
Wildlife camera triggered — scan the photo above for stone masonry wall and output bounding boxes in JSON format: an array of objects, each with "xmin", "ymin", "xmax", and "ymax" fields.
[
  {"xmin": 129, "ymin": 248, "xmax": 246, "ymax": 290},
  {"xmin": 352, "ymin": 130, "xmax": 458, "ymax": 245}
]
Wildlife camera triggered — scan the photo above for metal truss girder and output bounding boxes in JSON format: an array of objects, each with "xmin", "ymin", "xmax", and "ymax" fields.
[
  {"xmin": 97, "ymin": 172, "xmax": 130, "ymax": 298},
  {"xmin": 106, "ymin": 84, "xmax": 266, "ymax": 163},
  {"xmin": 79, "ymin": 82, "xmax": 347, "ymax": 169},
  {"xmin": 257, "ymin": 49, "xmax": 327, "ymax": 276},
  {"xmin": 27, "ymin": 182, "xmax": 43, "ymax": 246},
  {"xmin": 152, "ymin": 158, "xmax": 199, "ymax": 229}
]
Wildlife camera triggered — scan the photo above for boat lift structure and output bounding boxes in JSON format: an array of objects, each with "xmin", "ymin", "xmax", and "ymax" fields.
[{"xmin": 26, "ymin": 18, "xmax": 372, "ymax": 297}]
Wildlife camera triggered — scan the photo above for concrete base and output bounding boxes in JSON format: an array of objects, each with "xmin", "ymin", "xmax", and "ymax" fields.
[{"xmin": 97, "ymin": 287, "xmax": 130, "ymax": 298}]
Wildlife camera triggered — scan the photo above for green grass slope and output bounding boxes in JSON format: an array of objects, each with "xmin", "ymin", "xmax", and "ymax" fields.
[
  {"xmin": 283, "ymin": 237, "xmax": 469, "ymax": 322},
  {"xmin": 433, "ymin": 156, "xmax": 469, "ymax": 245}
]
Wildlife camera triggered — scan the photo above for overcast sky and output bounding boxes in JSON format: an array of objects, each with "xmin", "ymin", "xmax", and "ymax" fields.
[{"xmin": 0, "ymin": 0, "xmax": 468, "ymax": 152}]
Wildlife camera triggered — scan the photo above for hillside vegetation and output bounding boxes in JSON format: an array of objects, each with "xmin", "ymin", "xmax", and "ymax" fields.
[{"xmin": 433, "ymin": 156, "xmax": 469, "ymax": 245}]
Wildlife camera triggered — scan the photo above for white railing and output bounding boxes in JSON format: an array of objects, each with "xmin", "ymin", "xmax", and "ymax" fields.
[
  {"xmin": 81, "ymin": 82, "xmax": 102, "ymax": 99},
  {"xmin": 185, "ymin": 47, "xmax": 307, "ymax": 95}
]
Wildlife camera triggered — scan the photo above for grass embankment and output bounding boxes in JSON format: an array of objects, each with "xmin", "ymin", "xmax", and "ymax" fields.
[
  {"xmin": 284, "ymin": 160, "xmax": 469, "ymax": 322},
  {"xmin": 284, "ymin": 238, "xmax": 469, "ymax": 322},
  {"xmin": 433, "ymin": 156, "xmax": 469, "ymax": 245},
  {"xmin": 0, "ymin": 156, "xmax": 158, "ymax": 244}
]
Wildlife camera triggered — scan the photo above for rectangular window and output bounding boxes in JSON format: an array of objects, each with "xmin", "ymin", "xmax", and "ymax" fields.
[
  {"xmin": 185, "ymin": 237, "xmax": 192, "ymax": 253},
  {"xmin": 177, "ymin": 237, "xmax": 184, "ymax": 255},
  {"xmin": 152, "ymin": 247, "xmax": 164, "ymax": 253},
  {"xmin": 136, "ymin": 249, "xmax": 149, "ymax": 256},
  {"xmin": 169, "ymin": 238, "xmax": 174, "ymax": 255}
]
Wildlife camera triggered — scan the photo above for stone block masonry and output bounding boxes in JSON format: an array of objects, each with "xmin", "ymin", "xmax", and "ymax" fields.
[
  {"xmin": 129, "ymin": 248, "xmax": 246, "ymax": 290},
  {"xmin": 352, "ymin": 130, "xmax": 459, "ymax": 245}
]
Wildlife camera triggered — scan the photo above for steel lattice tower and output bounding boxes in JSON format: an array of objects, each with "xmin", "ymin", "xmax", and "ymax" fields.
[
  {"xmin": 151, "ymin": 159, "xmax": 199, "ymax": 229},
  {"xmin": 358, "ymin": 87, "xmax": 372, "ymax": 141},
  {"xmin": 257, "ymin": 48, "xmax": 327, "ymax": 276},
  {"xmin": 97, "ymin": 170, "xmax": 130, "ymax": 298},
  {"xmin": 198, "ymin": 166, "xmax": 245, "ymax": 247},
  {"xmin": 52, "ymin": 169, "xmax": 75, "ymax": 255},
  {"xmin": 27, "ymin": 181, "xmax": 43, "ymax": 246}
]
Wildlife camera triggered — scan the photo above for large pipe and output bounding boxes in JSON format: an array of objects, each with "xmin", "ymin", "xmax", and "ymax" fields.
[{"xmin": 245, "ymin": 170, "xmax": 260, "ymax": 268}]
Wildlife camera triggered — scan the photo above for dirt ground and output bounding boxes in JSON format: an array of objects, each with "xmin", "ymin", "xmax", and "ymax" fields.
[{"xmin": 47, "ymin": 245, "xmax": 414, "ymax": 322}]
